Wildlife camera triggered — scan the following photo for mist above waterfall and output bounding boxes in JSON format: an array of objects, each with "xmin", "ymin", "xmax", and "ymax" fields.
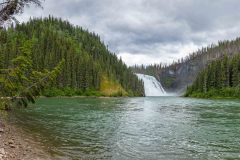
[{"xmin": 136, "ymin": 74, "xmax": 167, "ymax": 96}]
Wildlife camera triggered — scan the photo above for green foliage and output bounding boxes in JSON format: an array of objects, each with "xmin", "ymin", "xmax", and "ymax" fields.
[
  {"xmin": 131, "ymin": 64, "xmax": 160, "ymax": 77},
  {"xmin": 0, "ymin": 16, "xmax": 144, "ymax": 97},
  {"xmin": 161, "ymin": 76, "xmax": 175, "ymax": 88},
  {"xmin": 186, "ymin": 88, "xmax": 240, "ymax": 99},
  {"xmin": 0, "ymin": 40, "xmax": 64, "ymax": 109},
  {"xmin": 42, "ymin": 87, "xmax": 103, "ymax": 97},
  {"xmin": 132, "ymin": 37, "xmax": 240, "ymax": 91},
  {"xmin": 185, "ymin": 54, "xmax": 240, "ymax": 98}
]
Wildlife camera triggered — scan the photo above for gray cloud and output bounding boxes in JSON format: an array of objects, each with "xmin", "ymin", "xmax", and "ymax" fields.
[{"xmin": 17, "ymin": 0, "xmax": 240, "ymax": 65}]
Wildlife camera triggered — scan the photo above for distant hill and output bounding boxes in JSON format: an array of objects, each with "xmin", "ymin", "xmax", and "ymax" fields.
[
  {"xmin": 132, "ymin": 38, "xmax": 240, "ymax": 94},
  {"xmin": 0, "ymin": 16, "xmax": 144, "ymax": 97}
]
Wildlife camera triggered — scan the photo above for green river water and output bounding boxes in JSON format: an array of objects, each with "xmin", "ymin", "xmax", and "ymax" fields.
[{"xmin": 9, "ymin": 97, "xmax": 240, "ymax": 159}]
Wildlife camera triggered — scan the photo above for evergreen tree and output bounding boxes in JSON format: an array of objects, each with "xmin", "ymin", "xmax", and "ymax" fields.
[
  {"xmin": 0, "ymin": 17, "xmax": 144, "ymax": 97},
  {"xmin": 0, "ymin": 40, "xmax": 64, "ymax": 109},
  {"xmin": 185, "ymin": 54, "xmax": 240, "ymax": 98}
]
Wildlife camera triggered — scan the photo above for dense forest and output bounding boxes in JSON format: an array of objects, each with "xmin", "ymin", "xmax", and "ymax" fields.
[
  {"xmin": 132, "ymin": 38, "xmax": 240, "ymax": 94},
  {"xmin": 0, "ymin": 16, "xmax": 144, "ymax": 97},
  {"xmin": 131, "ymin": 64, "xmax": 164, "ymax": 79},
  {"xmin": 0, "ymin": 40, "xmax": 64, "ymax": 109},
  {"xmin": 185, "ymin": 54, "xmax": 240, "ymax": 98}
]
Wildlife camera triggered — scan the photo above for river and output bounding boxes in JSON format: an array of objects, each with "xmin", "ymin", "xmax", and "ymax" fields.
[{"xmin": 9, "ymin": 97, "xmax": 240, "ymax": 159}]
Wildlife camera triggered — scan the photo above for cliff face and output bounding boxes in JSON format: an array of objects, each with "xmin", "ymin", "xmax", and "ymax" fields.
[
  {"xmin": 159, "ymin": 38, "xmax": 240, "ymax": 94},
  {"xmin": 159, "ymin": 58, "xmax": 206, "ymax": 94}
]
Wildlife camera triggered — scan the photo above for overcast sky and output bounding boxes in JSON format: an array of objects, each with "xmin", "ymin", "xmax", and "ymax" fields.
[{"xmin": 17, "ymin": 0, "xmax": 240, "ymax": 66}]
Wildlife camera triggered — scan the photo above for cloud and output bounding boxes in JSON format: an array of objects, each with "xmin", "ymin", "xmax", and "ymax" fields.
[{"xmin": 16, "ymin": 0, "xmax": 240, "ymax": 65}]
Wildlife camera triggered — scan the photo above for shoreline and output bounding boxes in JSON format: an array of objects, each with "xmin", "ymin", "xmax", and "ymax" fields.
[{"xmin": 0, "ymin": 114, "xmax": 52, "ymax": 160}]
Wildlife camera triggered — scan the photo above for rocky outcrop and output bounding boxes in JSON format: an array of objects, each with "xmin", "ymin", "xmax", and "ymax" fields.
[
  {"xmin": 159, "ymin": 39, "xmax": 240, "ymax": 94},
  {"xmin": 159, "ymin": 58, "xmax": 207, "ymax": 94}
]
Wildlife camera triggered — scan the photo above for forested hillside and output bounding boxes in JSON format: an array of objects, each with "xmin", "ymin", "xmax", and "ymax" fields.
[
  {"xmin": 185, "ymin": 54, "xmax": 240, "ymax": 98},
  {"xmin": 132, "ymin": 38, "xmax": 240, "ymax": 94},
  {"xmin": 0, "ymin": 17, "xmax": 144, "ymax": 97}
]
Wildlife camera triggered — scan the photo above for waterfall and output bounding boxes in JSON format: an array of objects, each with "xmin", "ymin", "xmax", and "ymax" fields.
[{"xmin": 136, "ymin": 74, "xmax": 167, "ymax": 96}]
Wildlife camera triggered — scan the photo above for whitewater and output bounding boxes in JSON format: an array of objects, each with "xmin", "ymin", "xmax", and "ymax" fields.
[{"xmin": 136, "ymin": 74, "xmax": 167, "ymax": 96}]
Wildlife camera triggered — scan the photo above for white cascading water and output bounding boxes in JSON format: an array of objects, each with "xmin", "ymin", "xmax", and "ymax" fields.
[{"xmin": 136, "ymin": 74, "xmax": 167, "ymax": 96}]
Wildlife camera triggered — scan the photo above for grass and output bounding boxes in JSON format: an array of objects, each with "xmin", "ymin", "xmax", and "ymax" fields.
[
  {"xmin": 100, "ymin": 76, "xmax": 128, "ymax": 97},
  {"xmin": 185, "ymin": 87, "xmax": 240, "ymax": 99}
]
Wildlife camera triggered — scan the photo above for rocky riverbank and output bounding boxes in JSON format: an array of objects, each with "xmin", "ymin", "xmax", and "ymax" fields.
[{"xmin": 0, "ymin": 117, "xmax": 52, "ymax": 160}]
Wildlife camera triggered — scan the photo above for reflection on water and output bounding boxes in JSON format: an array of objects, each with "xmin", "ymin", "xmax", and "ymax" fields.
[{"xmin": 10, "ymin": 97, "xmax": 240, "ymax": 159}]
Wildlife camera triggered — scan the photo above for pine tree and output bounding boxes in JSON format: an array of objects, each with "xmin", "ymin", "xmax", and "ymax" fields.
[
  {"xmin": 185, "ymin": 54, "xmax": 240, "ymax": 98},
  {"xmin": 0, "ymin": 40, "xmax": 64, "ymax": 109},
  {"xmin": 0, "ymin": 17, "xmax": 144, "ymax": 97}
]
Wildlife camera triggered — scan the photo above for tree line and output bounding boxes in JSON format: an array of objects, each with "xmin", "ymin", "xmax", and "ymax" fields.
[
  {"xmin": 185, "ymin": 54, "xmax": 240, "ymax": 98},
  {"xmin": 0, "ymin": 16, "xmax": 144, "ymax": 98},
  {"xmin": 0, "ymin": 0, "xmax": 64, "ymax": 109},
  {"xmin": 132, "ymin": 37, "xmax": 240, "ymax": 92},
  {"xmin": 0, "ymin": 40, "xmax": 64, "ymax": 109}
]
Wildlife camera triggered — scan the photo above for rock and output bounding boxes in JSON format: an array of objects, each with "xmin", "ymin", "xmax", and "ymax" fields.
[
  {"xmin": 0, "ymin": 128, "xmax": 3, "ymax": 133},
  {"xmin": 10, "ymin": 144, "xmax": 15, "ymax": 148},
  {"xmin": 9, "ymin": 140, "xmax": 14, "ymax": 144},
  {"xmin": 0, "ymin": 148, "xmax": 5, "ymax": 155},
  {"xmin": 0, "ymin": 148, "xmax": 5, "ymax": 160},
  {"xmin": 27, "ymin": 146, "xmax": 32, "ymax": 150},
  {"xmin": 0, "ymin": 122, "xmax": 4, "ymax": 128}
]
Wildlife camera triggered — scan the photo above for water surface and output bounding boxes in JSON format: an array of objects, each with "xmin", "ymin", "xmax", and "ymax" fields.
[{"xmin": 11, "ymin": 97, "xmax": 240, "ymax": 159}]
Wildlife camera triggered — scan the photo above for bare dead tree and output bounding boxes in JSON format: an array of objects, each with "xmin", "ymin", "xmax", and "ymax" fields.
[{"xmin": 0, "ymin": 0, "xmax": 43, "ymax": 26}]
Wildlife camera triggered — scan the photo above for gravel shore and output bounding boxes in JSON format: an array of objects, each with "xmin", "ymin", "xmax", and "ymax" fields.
[{"xmin": 0, "ymin": 117, "xmax": 52, "ymax": 160}]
